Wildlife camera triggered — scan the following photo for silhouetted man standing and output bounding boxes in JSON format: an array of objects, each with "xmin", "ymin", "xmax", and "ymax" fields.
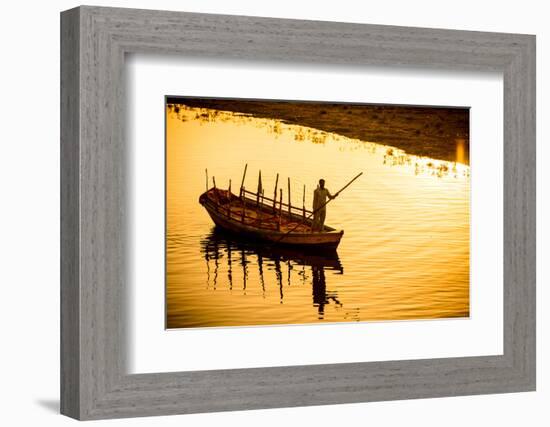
[{"xmin": 312, "ymin": 179, "xmax": 335, "ymax": 232}]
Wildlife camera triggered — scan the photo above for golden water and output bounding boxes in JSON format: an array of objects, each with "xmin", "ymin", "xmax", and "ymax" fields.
[{"xmin": 166, "ymin": 106, "xmax": 470, "ymax": 328}]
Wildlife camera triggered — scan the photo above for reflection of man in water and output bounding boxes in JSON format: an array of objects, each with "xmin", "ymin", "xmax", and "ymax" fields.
[
  {"xmin": 312, "ymin": 265, "xmax": 342, "ymax": 319},
  {"xmin": 312, "ymin": 265, "xmax": 327, "ymax": 319},
  {"xmin": 312, "ymin": 179, "xmax": 336, "ymax": 232}
]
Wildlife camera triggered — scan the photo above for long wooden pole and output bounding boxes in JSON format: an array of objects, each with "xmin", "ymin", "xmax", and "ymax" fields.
[
  {"xmin": 331, "ymin": 172, "xmax": 363, "ymax": 198},
  {"xmin": 205, "ymin": 168, "xmax": 209, "ymax": 192},
  {"xmin": 276, "ymin": 172, "xmax": 363, "ymax": 242},
  {"xmin": 239, "ymin": 163, "xmax": 248, "ymax": 198}
]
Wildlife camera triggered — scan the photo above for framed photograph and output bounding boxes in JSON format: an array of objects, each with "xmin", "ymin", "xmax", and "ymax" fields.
[
  {"xmin": 61, "ymin": 6, "xmax": 536, "ymax": 420},
  {"xmin": 164, "ymin": 97, "xmax": 470, "ymax": 329}
]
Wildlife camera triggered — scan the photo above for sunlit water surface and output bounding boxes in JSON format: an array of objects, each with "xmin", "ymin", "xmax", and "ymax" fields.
[{"xmin": 166, "ymin": 106, "xmax": 470, "ymax": 328}]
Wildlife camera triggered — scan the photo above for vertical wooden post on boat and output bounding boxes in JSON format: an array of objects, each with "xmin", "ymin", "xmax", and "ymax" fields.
[
  {"xmin": 256, "ymin": 170, "xmax": 262, "ymax": 207},
  {"xmin": 273, "ymin": 173, "xmax": 279, "ymax": 212},
  {"xmin": 227, "ymin": 179, "xmax": 232, "ymax": 218},
  {"xmin": 205, "ymin": 168, "xmax": 208, "ymax": 192},
  {"xmin": 258, "ymin": 189, "xmax": 264, "ymax": 228},
  {"xmin": 212, "ymin": 176, "xmax": 218, "ymax": 212},
  {"xmin": 241, "ymin": 187, "xmax": 246, "ymax": 223},
  {"xmin": 278, "ymin": 188, "xmax": 283, "ymax": 231},
  {"xmin": 302, "ymin": 184, "xmax": 306, "ymax": 222},
  {"xmin": 287, "ymin": 177, "xmax": 291, "ymax": 219},
  {"xmin": 239, "ymin": 163, "xmax": 248, "ymax": 199}
]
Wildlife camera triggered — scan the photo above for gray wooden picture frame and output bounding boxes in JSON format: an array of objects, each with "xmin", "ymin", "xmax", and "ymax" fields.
[{"xmin": 60, "ymin": 5, "xmax": 536, "ymax": 420}]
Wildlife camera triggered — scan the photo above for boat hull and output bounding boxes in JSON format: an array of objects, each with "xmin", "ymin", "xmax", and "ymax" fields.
[{"xmin": 200, "ymin": 193, "xmax": 343, "ymax": 250}]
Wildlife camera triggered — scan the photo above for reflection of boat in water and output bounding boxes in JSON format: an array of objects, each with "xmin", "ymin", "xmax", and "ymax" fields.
[
  {"xmin": 201, "ymin": 227, "xmax": 343, "ymax": 319},
  {"xmin": 202, "ymin": 227, "xmax": 344, "ymax": 271},
  {"xmin": 199, "ymin": 188, "xmax": 343, "ymax": 250}
]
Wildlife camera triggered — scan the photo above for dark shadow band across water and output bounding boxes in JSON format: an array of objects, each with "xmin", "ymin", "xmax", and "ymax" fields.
[
  {"xmin": 167, "ymin": 98, "xmax": 470, "ymax": 164},
  {"xmin": 200, "ymin": 227, "xmax": 344, "ymax": 320}
]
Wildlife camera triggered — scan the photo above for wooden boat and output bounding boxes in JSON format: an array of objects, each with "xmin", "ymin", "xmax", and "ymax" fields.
[{"xmin": 199, "ymin": 187, "xmax": 344, "ymax": 250}]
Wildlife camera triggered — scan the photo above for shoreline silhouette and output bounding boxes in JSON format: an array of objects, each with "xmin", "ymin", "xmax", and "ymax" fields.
[{"xmin": 167, "ymin": 97, "xmax": 470, "ymax": 165}]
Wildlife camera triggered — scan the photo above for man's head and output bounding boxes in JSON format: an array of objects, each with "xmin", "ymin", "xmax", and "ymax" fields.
[{"xmin": 319, "ymin": 179, "xmax": 325, "ymax": 189}]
